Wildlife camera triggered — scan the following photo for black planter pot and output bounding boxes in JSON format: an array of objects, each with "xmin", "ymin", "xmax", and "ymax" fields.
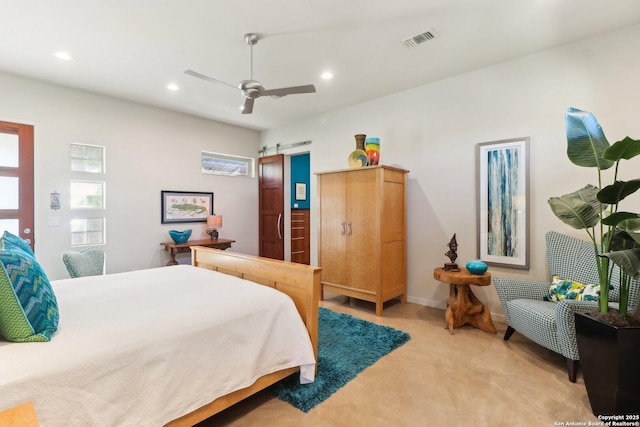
[{"xmin": 575, "ymin": 312, "xmax": 640, "ymax": 416}]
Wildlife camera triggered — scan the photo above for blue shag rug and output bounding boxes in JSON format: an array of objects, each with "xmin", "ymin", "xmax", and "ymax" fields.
[{"xmin": 272, "ymin": 307, "xmax": 410, "ymax": 412}]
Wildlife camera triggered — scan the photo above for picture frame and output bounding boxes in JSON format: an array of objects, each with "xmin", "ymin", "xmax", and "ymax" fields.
[
  {"xmin": 476, "ymin": 137, "xmax": 530, "ymax": 269},
  {"xmin": 295, "ymin": 182, "xmax": 307, "ymax": 201},
  {"xmin": 161, "ymin": 191, "xmax": 213, "ymax": 224}
]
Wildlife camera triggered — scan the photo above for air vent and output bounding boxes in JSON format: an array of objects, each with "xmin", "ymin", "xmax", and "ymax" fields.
[{"xmin": 401, "ymin": 29, "xmax": 438, "ymax": 48}]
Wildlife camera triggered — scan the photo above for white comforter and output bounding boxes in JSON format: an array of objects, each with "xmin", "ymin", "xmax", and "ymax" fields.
[{"xmin": 0, "ymin": 265, "xmax": 315, "ymax": 426}]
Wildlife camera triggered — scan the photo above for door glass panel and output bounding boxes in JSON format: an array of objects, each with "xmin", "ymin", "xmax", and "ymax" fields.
[
  {"xmin": 0, "ymin": 219, "xmax": 20, "ymax": 236},
  {"xmin": 0, "ymin": 133, "xmax": 19, "ymax": 167},
  {"xmin": 0, "ymin": 177, "xmax": 19, "ymax": 209}
]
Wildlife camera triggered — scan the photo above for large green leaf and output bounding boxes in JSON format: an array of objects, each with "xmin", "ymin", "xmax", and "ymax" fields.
[
  {"xmin": 604, "ymin": 136, "xmax": 640, "ymax": 161},
  {"xmin": 565, "ymin": 108, "xmax": 614, "ymax": 170},
  {"xmin": 548, "ymin": 185, "xmax": 601, "ymax": 230},
  {"xmin": 619, "ymin": 218, "xmax": 640, "ymax": 233},
  {"xmin": 598, "ymin": 179, "xmax": 640, "ymax": 204},
  {"xmin": 607, "ymin": 230, "xmax": 640, "ymax": 251},
  {"xmin": 628, "ymin": 231, "xmax": 640, "ymax": 245},
  {"xmin": 600, "ymin": 248, "xmax": 640, "ymax": 280},
  {"xmin": 601, "ymin": 212, "xmax": 640, "ymax": 228}
]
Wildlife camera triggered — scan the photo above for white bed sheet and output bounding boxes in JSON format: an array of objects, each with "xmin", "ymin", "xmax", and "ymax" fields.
[{"xmin": 0, "ymin": 265, "xmax": 315, "ymax": 426}]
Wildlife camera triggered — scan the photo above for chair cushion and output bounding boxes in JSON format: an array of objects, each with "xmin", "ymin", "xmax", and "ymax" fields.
[
  {"xmin": 0, "ymin": 245, "xmax": 59, "ymax": 342},
  {"xmin": 543, "ymin": 275, "xmax": 603, "ymax": 302},
  {"xmin": 506, "ymin": 299, "xmax": 561, "ymax": 354},
  {"xmin": 62, "ymin": 248, "xmax": 104, "ymax": 278}
]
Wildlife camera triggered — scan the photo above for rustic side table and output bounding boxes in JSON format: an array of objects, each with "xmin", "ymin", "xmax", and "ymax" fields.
[{"xmin": 433, "ymin": 267, "xmax": 497, "ymax": 335}]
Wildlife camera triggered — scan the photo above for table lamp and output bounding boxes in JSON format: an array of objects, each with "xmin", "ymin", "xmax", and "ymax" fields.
[{"xmin": 206, "ymin": 214, "xmax": 222, "ymax": 240}]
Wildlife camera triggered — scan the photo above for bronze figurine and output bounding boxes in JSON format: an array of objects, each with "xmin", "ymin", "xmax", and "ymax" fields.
[{"xmin": 444, "ymin": 233, "xmax": 460, "ymax": 271}]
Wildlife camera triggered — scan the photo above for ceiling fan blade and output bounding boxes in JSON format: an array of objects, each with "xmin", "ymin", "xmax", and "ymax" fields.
[
  {"xmin": 242, "ymin": 98, "xmax": 254, "ymax": 114},
  {"xmin": 261, "ymin": 84, "xmax": 316, "ymax": 97},
  {"xmin": 184, "ymin": 70, "xmax": 239, "ymax": 91}
]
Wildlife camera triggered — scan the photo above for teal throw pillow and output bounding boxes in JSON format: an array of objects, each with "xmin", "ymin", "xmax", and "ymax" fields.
[
  {"xmin": 0, "ymin": 246, "xmax": 59, "ymax": 342},
  {"xmin": 1, "ymin": 231, "xmax": 34, "ymax": 257}
]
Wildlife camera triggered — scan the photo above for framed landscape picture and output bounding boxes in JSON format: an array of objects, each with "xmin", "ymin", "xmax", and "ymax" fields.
[
  {"xmin": 476, "ymin": 137, "xmax": 530, "ymax": 269},
  {"xmin": 161, "ymin": 190, "xmax": 213, "ymax": 224}
]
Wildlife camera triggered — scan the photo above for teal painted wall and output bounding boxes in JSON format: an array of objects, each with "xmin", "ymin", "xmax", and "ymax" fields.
[{"xmin": 290, "ymin": 153, "xmax": 310, "ymax": 209}]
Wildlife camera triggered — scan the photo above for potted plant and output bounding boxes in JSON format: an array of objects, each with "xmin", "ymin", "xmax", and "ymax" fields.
[{"xmin": 548, "ymin": 107, "xmax": 640, "ymax": 416}]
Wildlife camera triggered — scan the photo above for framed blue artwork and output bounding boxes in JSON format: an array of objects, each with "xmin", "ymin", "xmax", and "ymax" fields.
[{"xmin": 476, "ymin": 137, "xmax": 530, "ymax": 269}]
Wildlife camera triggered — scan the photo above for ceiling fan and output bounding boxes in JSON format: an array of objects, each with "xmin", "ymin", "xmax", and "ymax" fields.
[{"xmin": 185, "ymin": 33, "xmax": 316, "ymax": 114}]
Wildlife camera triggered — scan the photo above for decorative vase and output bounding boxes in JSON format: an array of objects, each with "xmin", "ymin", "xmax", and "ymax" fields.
[
  {"xmin": 466, "ymin": 260, "xmax": 488, "ymax": 275},
  {"xmin": 354, "ymin": 134, "xmax": 366, "ymax": 151},
  {"xmin": 168, "ymin": 229, "xmax": 192, "ymax": 244},
  {"xmin": 365, "ymin": 137, "xmax": 380, "ymax": 165}
]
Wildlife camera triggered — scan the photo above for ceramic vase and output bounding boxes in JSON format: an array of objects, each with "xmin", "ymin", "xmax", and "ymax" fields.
[
  {"xmin": 354, "ymin": 134, "xmax": 366, "ymax": 151},
  {"xmin": 365, "ymin": 137, "xmax": 380, "ymax": 165},
  {"xmin": 466, "ymin": 260, "xmax": 488, "ymax": 275}
]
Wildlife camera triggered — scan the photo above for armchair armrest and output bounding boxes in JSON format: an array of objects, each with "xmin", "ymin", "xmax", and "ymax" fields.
[
  {"xmin": 493, "ymin": 276, "xmax": 550, "ymax": 302},
  {"xmin": 555, "ymin": 300, "xmax": 599, "ymax": 360}
]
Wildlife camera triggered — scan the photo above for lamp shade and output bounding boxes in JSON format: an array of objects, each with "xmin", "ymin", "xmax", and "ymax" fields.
[{"xmin": 207, "ymin": 215, "xmax": 222, "ymax": 229}]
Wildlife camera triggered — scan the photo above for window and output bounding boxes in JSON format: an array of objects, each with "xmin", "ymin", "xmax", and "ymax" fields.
[
  {"xmin": 70, "ymin": 181, "xmax": 105, "ymax": 209},
  {"xmin": 70, "ymin": 143, "xmax": 106, "ymax": 247},
  {"xmin": 70, "ymin": 143, "xmax": 105, "ymax": 173},
  {"xmin": 70, "ymin": 218, "xmax": 105, "ymax": 245},
  {"xmin": 201, "ymin": 151, "xmax": 255, "ymax": 177}
]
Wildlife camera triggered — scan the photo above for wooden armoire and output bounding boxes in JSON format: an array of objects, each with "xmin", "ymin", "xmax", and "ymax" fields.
[{"xmin": 316, "ymin": 165, "xmax": 408, "ymax": 316}]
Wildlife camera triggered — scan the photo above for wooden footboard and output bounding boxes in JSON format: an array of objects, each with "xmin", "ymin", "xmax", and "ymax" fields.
[{"xmin": 165, "ymin": 247, "xmax": 321, "ymax": 426}]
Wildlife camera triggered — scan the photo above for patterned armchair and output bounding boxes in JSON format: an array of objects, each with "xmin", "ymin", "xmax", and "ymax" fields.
[
  {"xmin": 62, "ymin": 247, "xmax": 105, "ymax": 278},
  {"xmin": 493, "ymin": 231, "xmax": 640, "ymax": 382}
]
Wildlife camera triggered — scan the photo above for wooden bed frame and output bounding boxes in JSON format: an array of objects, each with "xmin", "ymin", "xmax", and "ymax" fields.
[{"xmin": 166, "ymin": 247, "xmax": 321, "ymax": 427}]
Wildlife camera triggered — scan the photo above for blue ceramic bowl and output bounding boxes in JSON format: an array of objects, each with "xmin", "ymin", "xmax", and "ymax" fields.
[
  {"xmin": 168, "ymin": 229, "xmax": 192, "ymax": 244},
  {"xmin": 466, "ymin": 260, "xmax": 488, "ymax": 275}
]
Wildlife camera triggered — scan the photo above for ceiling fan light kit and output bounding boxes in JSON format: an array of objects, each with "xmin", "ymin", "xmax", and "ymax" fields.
[{"xmin": 185, "ymin": 33, "xmax": 316, "ymax": 115}]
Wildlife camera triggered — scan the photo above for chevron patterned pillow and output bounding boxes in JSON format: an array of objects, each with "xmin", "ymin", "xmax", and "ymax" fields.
[
  {"xmin": 1, "ymin": 231, "xmax": 35, "ymax": 257},
  {"xmin": 0, "ymin": 246, "xmax": 59, "ymax": 342}
]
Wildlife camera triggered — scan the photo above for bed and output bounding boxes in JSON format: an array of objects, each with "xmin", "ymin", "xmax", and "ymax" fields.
[{"xmin": 0, "ymin": 246, "xmax": 321, "ymax": 426}]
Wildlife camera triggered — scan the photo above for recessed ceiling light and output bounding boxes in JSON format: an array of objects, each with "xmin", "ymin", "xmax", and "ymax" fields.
[
  {"xmin": 321, "ymin": 71, "xmax": 333, "ymax": 80},
  {"xmin": 54, "ymin": 52, "xmax": 73, "ymax": 61},
  {"xmin": 167, "ymin": 83, "xmax": 179, "ymax": 91},
  {"xmin": 239, "ymin": 105, "xmax": 244, "ymax": 111}
]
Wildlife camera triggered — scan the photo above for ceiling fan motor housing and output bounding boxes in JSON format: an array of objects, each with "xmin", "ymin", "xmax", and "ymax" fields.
[{"xmin": 239, "ymin": 80, "xmax": 264, "ymax": 98}]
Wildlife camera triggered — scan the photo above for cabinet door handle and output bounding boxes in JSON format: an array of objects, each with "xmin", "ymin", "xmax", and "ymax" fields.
[
  {"xmin": 340, "ymin": 222, "xmax": 346, "ymax": 235},
  {"xmin": 347, "ymin": 222, "xmax": 352, "ymax": 235},
  {"xmin": 277, "ymin": 213, "xmax": 282, "ymax": 240}
]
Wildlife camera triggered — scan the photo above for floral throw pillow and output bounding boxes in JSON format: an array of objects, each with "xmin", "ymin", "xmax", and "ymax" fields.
[{"xmin": 543, "ymin": 275, "xmax": 603, "ymax": 302}]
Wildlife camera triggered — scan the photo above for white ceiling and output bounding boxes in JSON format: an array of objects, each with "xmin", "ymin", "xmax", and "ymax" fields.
[{"xmin": 2, "ymin": 1, "xmax": 640, "ymax": 131}]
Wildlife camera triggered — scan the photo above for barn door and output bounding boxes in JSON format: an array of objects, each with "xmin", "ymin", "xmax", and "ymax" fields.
[{"xmin": 258, "ymin": 154, "xmax": 284, "ymax": 260}]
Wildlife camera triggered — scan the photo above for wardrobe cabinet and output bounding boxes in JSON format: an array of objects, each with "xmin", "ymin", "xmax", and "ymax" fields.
[{"xmin": 316, "ymin": 165, "xmax": 408, "ymax": 316}]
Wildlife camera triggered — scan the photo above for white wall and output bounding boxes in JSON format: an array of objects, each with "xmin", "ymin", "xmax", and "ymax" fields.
[
  {"xmin": 261, "ymin": 24, "xmax": 640, "ymax": 320},
  {"xmin": 0, "ymin": 72, "xmax": 260, "ymax": 280}
]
